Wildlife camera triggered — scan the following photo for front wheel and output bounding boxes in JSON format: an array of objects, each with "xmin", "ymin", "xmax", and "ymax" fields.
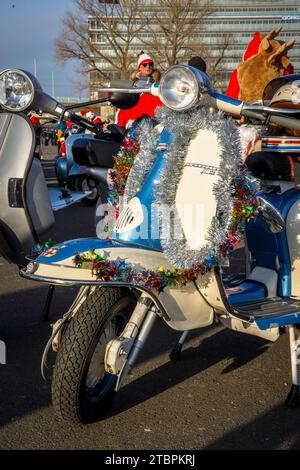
[
  {"xmin": 74, "ymin": 176, "xmax": 99, "ymax": 205},
  {"xmin": 51, "ymin": 287, "xmax": 136, "ymax": 424}
]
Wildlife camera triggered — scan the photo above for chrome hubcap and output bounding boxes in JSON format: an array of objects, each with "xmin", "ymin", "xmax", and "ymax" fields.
[
  {"xmin": 85, "ymin": 314, "xmax": 125, "ymax": 389},
  {"xmin": 82, "ymin": 178, "xmax": 97, "ymax": 200}
]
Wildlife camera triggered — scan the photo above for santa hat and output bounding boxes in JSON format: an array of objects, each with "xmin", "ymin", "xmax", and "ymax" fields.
[
  {"xmin": 137, "ymin": 51, "xmax": 153, "ymax": 69},
  {"xmin": 79, "ymin": 109, "xmax": 95, "ymax": 120}
]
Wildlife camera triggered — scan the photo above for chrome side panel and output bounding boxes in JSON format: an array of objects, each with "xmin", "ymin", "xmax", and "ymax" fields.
[
  {"xmin": 0, "ymin": 112, "xmax": 54, "ymax": 265},
  {"xmin": 26, "ymin": 158, "xmax": 55, "ymax": 233}
]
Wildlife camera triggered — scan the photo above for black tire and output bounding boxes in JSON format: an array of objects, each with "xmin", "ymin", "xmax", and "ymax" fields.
[
  {"xmin": 74, "ymin": 176, "xmax": 99, "ymax": 205},
  {"xmin": 94, "ymin": 184, "xmax": 112, "ymax": 237},
  {"xmin": 52, "ymin": 287, "xmax": 136, "ymax": 424}
]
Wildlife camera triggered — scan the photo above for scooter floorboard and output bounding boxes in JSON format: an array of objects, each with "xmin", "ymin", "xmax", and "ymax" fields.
[
  {"xmin": 48, "ymin": 186, "xmax": 92, "ymax": 212},
  {"xmin": 234, "ymin": 297, "xmax": 300, "ymax": 330}
]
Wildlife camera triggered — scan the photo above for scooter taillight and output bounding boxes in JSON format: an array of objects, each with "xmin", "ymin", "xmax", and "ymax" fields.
[{"xmin": 59, "ymin": 138, "xmax": 66, "ymax": 157}]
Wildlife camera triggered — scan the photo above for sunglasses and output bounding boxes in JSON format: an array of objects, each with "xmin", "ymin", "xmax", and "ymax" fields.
[{"xmin": 141, "ymin": 62, "xmax": 153, "ymax": 68}]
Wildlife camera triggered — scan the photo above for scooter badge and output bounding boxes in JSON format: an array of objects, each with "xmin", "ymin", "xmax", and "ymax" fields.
[{"xmin": 42, "ymin": 247, "xmax": 60, "ymax": 257}]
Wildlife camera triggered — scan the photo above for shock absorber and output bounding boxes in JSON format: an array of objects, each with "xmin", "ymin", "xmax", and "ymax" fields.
[{"xmin": 104, "ymin": 294, "xmax": 158, "ymax": 390}]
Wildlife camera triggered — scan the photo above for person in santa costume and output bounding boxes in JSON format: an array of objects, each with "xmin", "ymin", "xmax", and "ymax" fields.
[
  {"xmin": 78, "ymin": 109, "xmax": 103, "ymax": 127},
  {"xmin": 226, "ymin": 30, "xmax": 294, "ymax": 100},
  {"xmin": 65, "ymin": 109, "xmax": 103, "ymax": 129}
]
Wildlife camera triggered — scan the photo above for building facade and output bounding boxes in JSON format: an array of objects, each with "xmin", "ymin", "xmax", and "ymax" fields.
[
  {"xmin": 89, "ymin": 0, "xmax": 300, "ymax": 96},
  {"xmin": 204, "ymin": 0, "xmax": 300, "ymax": 89}
]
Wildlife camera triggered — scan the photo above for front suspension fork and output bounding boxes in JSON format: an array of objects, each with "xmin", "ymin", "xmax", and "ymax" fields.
[{"xmin": 104, "ymin": 294, "xmax": 158, "ymax": 391}]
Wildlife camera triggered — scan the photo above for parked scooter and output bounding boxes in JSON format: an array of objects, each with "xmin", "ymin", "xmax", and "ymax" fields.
[
  {"xmin": 2, "ymin": 67, "xmax": 300, "ymax": 424},
  {"xmin": 55, "ymin": 124, "xmax": 99, "ymax": 205},
  {"xmin": 55, "ymin": 121, "xmax": 126, "ymax": 207},
  {"xmin": 54, "ymin": 90, "xmax": 138, "ymax": 208}
]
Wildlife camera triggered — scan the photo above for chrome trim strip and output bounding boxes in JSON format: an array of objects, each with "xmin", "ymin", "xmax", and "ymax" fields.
[
  {"xmin": 20, "ymin": 268, "xmax": 171, "ymax": 321},
  {"xmin": 111, "ymin": 238, "xmax": 163, "ymax": 252}
]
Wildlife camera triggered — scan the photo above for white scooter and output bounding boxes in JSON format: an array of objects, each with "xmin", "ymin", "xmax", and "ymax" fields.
[{"xmin": 2, "ymin": 66, "xmax": 300, "ymax": 424}]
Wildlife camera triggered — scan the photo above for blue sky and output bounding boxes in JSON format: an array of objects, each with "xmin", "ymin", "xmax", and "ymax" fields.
[{"xmin": 0, "ymin": 0, "xmax": 87, "ymax": 98}]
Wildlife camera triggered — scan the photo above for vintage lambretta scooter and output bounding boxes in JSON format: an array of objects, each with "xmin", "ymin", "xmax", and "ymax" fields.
[{"xmin": 2, "ymin": 67, "xmax": 300, "ymax": 424}]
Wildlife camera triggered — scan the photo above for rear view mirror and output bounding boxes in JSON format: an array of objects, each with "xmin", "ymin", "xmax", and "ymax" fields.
[
  {"xmin": 108, "ymin": 80, "xmax": 140, "ymax": 109},
  {"xmin": 255, "ymin": 196, "xmax": 285, "ymax": 233}
]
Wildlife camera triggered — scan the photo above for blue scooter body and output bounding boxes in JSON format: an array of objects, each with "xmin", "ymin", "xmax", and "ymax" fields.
[
  {"xmin": 55, "ymin": 133, "xmax": 90, "ymax": 187},
  {"xmin": 226, "ymin": 187, "xmax": 299, "ymax": 305}
]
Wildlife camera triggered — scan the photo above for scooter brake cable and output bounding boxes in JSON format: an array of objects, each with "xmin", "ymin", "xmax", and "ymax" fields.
[{"xmin": 40, "ymin": 286, "xmax": 91, "ymax": 381}]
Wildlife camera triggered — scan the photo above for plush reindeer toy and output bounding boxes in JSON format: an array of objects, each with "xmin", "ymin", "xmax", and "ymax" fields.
[{"xmin": 227, "ymin": 27, "xmax": 295, "ymax": 102}]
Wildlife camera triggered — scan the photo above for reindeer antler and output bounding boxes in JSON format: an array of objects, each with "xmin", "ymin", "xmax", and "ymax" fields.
[
  {"xmin": 261, "ymin": 27, "xmax": 283, "ymax": 52},
  {"xmin": 266, "ymin": 27, "xmax": 282, "ymax": 40},
  {"xmin": 267, "ymin": 39, "xmax": 295, "ymax": 64}
]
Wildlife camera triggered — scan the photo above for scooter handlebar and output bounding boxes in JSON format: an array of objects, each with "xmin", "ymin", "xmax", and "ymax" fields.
[
  {"xmin": 208, "ymin": 91, "xmax": 244, "ymax": 116},
  {"xmin": 208, "ymin": 90, "xmax": 300, "ymax": 130},
  {"xmin": 64, "ymin": 112, "xmax": 100, "ymax": 134}
]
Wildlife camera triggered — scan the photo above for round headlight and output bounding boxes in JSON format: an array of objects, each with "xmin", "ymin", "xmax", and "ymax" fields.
[
  {"xmin": 159, "ymin": 65, "xmax": 210, "ymax": 111},
  {"xmin": 0, "ymin": 69, "xmax": 34, "ymax": 111}
]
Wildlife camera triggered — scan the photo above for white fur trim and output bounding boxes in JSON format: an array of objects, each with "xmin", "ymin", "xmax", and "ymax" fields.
[
  {"xmin": 239, "ymin": 125, "xmax": 261, "ymax": 159},
  {"xmin": 138, "ymin": 53, "xmax": 153, "ymax": 68}
]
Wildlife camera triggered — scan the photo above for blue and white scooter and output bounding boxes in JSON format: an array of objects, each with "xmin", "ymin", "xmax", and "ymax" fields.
[{"xmin": 1, "ymin": 67, "xmax": 300, "ymax": 424}]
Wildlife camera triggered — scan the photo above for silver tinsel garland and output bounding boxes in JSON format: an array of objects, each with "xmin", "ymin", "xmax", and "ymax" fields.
[
  {"xmin": 155, "ymin": 106, "xmax": 243, "ymax": 269},
  {"xmin": 124, "ymin": 119, "xmax": 160, "ymax": 203},
  {"xmin": 123, "ymin": 105, "xmax": 244, "ymax": 270}
]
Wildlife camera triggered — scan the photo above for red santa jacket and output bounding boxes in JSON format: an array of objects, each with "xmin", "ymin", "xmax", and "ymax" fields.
[{"xmin": 115, "ymin": 93, "xmax": 163, "ymax": 127}]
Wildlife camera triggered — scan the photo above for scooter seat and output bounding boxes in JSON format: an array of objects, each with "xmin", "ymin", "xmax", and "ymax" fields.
[
  {"xmin": 246, "ymin": 151, "xmax": 300, "ymax": 181},
  {"xmin": 225, "ymin": 280, "xmax": 266, "ymax": 305},
  {"xmin": 72, "ymin": 137, "xmax": 121, "ymax": 167}
]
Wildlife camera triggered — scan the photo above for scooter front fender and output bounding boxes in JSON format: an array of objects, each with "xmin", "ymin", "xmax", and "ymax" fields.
[
  {"xmin": 68, "ymin": 163, "xmax": 87, "ymax": 177},
  {"xmin": 21, "ymin": 238, "xmax": 215, "ymax": 331}
]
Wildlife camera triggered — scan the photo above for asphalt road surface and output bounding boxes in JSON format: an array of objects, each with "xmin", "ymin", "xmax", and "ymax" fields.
[{"xmin": 0, "ymin": 148, "xmax": 300, "ymax": 450}]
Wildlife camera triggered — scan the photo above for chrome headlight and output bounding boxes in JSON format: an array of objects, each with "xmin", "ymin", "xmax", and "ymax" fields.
[
  {"xmin": 0, "ymin": 69, "xmax": 34, "ymax": 111},
  {"xmin": 159, "ymin": 65, "xmax": 211, "ymax": 111}
]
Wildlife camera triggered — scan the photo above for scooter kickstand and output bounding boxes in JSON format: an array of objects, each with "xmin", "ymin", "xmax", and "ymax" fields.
[
  {"xmin": 169, "ymin": 331, "xmax": 189, "ymax": 362},
  {"xmin": 40, "ymin": 285, "xmax": 55, "ymax": 322},
  {"xmin": 285, "ymin": 325, "xmax": 300, "ymax": 408}
]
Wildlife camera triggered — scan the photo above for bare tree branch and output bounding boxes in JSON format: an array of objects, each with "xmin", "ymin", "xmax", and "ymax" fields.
[
  {"xmin": 55, "ymin": 0, "xmax": 149, "ymax": 90},
  {"xmin": 206, "ymin": 33, "xmax": 232, "ymax": 88},
  {"xmin": 141, "ymin": 0, "xmax": 215, "ymax": 68},
  {"xmin": 55, "ymin": 0, "xmax": 230, "ymax": 94}
]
